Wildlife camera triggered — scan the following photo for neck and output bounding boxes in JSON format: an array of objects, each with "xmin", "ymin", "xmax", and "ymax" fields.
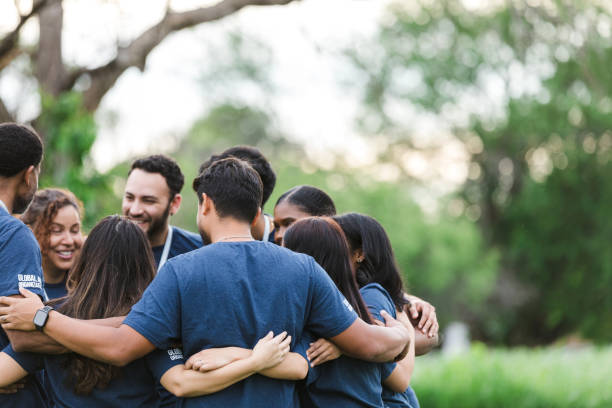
[
  {"xmin": 149, "ymin": 224, "xmax": 170, "ymax": 247},
  {"xmin": 43, "ymin": 261, "xmax": 67, "ymax": 285},
  {"xmin": 209, "ymin": 218, "xmax": 254, "ymax": 243},
  {"xmin": 0, "ymin": 184, "xmax": 15, "ymax": 213}
]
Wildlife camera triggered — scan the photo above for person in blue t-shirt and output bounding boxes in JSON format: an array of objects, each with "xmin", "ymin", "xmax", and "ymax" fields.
[
  {"xmin": 0, "ymin": 157, "xmax": 412, "ymax": 408},
  {"xmin": 283, "ymin": 216, "xmax": 414, "ymax": 407},
  {"xmin": 0, "ymin": 215, "xmax": 294, "ymax": 407},
  {"xmin": 0, "ymin": 123, "xmax": 48, "ymax": 407},
  {"xmin": 21, "ymin": 189, "xmax": 85, "ymax": 301},
  {"xmin": 123, "ymin": 155, "xmax": 202, "ymax": 270},
  {"xmin": 198, "ymin": 145, "xmax": 276, "ymax": 241}
]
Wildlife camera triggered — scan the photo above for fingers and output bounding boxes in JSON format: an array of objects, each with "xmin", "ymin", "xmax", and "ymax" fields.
[
  {"xmin": 408, "ymin": 303, "xmax": 419, "ymax": 319},
  {"xmin": 271, "ymin": 331, "xmax": 287, "ymax": 344},
  {"xmin": 310, "ymin": 349, "xmax": 332, "ymax": 367},
  {"xmin": 19, "ymin": 288, "xmax": 37, "ymax": 298},
  {"xmin": 372, "ymin": 319, "xmax": 384, "ymax": 327},
  {"xmin": 0, "ymin": 296, "xmax": 16, "ymax": 306},
  {"xmin": 279, "ymin": 334, "xmax": 291, "ymax": 349}
]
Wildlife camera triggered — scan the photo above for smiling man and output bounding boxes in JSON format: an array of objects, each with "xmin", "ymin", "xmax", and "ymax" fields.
[{"xmin": 123, "ymin": 155, "xmax": 202, "ymax": 269}]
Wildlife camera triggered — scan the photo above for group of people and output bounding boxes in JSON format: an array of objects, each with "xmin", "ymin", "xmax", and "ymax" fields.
[{"xmin": 0, "ymin": 122, "xmax": 439, "ymax": 407}]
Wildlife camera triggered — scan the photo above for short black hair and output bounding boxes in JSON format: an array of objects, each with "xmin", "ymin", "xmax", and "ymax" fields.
[
  {"xmin": 275, "ymin": 185, "xmax": 336, "ymax": 216},
  {"xmin": 129, "ymin": 155, "xmax": 184, "ymax": 198},
  {"xmin": 198, "ymin": 146, "xmax": 276, "ymax": 205},
  {"xmin": 0, "ymin": 123, "xmax": 43, "ymax": 177},
  {"xmin": 192, "ymin": 157, "xmax": 263, "ymax": 223}
]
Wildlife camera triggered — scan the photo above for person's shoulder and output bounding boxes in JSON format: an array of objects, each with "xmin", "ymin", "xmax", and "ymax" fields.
[
  {"xmin": 171, "ymin": 226, "xmax": 203, "ymax": 247},
  {"xmin": 360, "ymin": 282, "xmax": 388, "ymax": 296},
  {"xmin": 360, "ymin": 283, "xmax": 395, "ymax": 310},
  {"xmin": 0, "ymin": 214, "xmax": 38, "ymax": 248}
]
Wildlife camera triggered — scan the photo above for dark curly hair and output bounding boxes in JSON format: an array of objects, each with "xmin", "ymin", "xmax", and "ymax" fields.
[
  {"xmin": 0, "ymin": 123, "xmax": 43, "ymax": 177},
  {"xmin": 129, "ymin": 155, "xmax": 184, "ymax": 199},
  {"xmin": 21, "ymin": 188, "xmax": 83, "ymax": 257},
  {"xmin": 198, "ymin": 146, "xmax": 276, "ymax": 206}
]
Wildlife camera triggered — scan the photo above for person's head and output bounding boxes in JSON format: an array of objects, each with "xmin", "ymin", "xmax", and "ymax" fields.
[
  {"xmin": 58, "ymin": 215, "xmax": 156, "ymax": 395},
  {"xmin": 192, "ymin": 157, "xmax": 263, "ymax": 244},
  {"xmin": 0, "ymin": 123, "xmax": 43, "ymax": 213},
  {"xmin": 123, "ymin": 155, "xmax": 184, "ymax": 243},
  {"xmin": 273, "ymin": 185, "xmax": 336, "ymax": 246},
  {"xmin": 334, "ymin": 213, "xmax": 408, "ymax": 311},
  {"xmin": 283, "ymin": 216, "xmax": 371, "ymax": 323},
  {"xmin": 21, "ymin": 189, "xmax": 84, "ymax": 276},
  {"xmin": 199, "ymin": 146, "xmax": 276, "ymax": 206}
]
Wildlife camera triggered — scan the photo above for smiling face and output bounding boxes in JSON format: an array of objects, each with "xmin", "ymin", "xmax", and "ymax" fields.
[
  {"xmin": 44, "ymin": 205, "xmax": 83, "ymax": 275},
  {"xmin": 122, "ymin": 169, "xmax": 176, "ymax": 245},
  {"xmin": 273, "ymin": 200, "xmax": 312, "ymax": 246}
]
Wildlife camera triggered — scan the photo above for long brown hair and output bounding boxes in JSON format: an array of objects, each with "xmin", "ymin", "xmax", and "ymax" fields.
[
  {"xmin": 283, "ymin": 216, "xmax": 372, "ymax": 324},
  {"xmin": 57, "ymin": 215, "xmax": 156, "ymax": 395},
  {"xmin": 21, "ymin": 188, "xmax": 83, "ymax": 256}
]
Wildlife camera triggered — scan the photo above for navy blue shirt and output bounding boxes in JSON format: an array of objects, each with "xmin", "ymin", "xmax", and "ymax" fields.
[
  {"xmin": 0, "ymin": 205, "xmax": 48, "ymax": 407},
  {"xmin": 299, "ymin": 283, "xmax": 397, "ymax": 408},
  {"xmin": 3, "ymin": 344, "xmax": 184, "ymax": 408},
  {"xmin": 44, "ymin": 275, "xmax": 68, "ymax": 300},
  {"xmin": 152, "ymin": 226, "xmax": 202, "ymax": 268},
  {"xmin": 361, "ymin": 283, "xmax": 419, "ymax": 408},
  {"xmin": 124, "ymin": 241, "xmax": 358, "ymax": 408}
]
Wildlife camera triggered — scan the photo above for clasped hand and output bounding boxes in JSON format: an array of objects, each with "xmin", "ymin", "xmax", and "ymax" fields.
[{"xmin": 0, "ymin": 288, "xmax": 44, "ymax": 331}]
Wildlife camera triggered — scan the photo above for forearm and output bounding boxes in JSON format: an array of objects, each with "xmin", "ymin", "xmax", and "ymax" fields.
[
  {"xmin": 384, "ymin": 339, "xmax": 415, "ymax": 392},
  {"xmin": 162, "ymin": 357, "xmax": 260, "ymax": 397},
  {"xmin": 415, "ymin": 331, "xmax": 439, "ymax": 356},
  {"xmin": 0, "ymin": 352, "xmax": 29, "ymax": 387},
  {"xmin": 332, "ymin": 321, "xmax": 409, "ymax": 363},
  {"xmin": 6, "ymin": 316, "xmax": 125, "ymax": 354},
  {"xmin": 259, "ymin": 352, "xmax": 308, "ymax": 380},
  {"xmin": 43, "ymin": 312, "xmax": 150, "ymax": 366}
]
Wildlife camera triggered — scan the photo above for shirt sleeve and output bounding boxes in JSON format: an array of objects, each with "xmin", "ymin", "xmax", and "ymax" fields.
[
  {"xmin": 2, "ymin": 344, "xmax": 44, "ymax": 373},
  {"xmin": 381, "ymin": 361, "xmax": 397, "ymax": 381},
  {"xmin": 360, "ymin": 283, "xmax": 397, "ymax": 321},
  {"xmin": 0, "ymin": 224, "xmax": 46, "ymax": 300},
  {"xmin": 146, "ymin": 347, "xmax": 185, "ymax": 382},
  {"xmin": 123, "ymin": 263, "xmax": 181, "ymax": 349},
  {"xmin": 304, "ymin": 258, "xmax": 358, "ymax": 339}
]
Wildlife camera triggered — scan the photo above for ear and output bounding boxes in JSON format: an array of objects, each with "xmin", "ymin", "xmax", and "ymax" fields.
[
  {"xmin": 22, "ymin": 165, "xmax": 37, "ymax": 188},
  {"xmin": 353, "ymin": 248, "xmax": 365, "ymax": 264},
  {"xmin": 201, "ymin": 193, "xmax": 213, "ymax": 216},
  {"xmin": 169, "ymin": 194, "xmax": 182, "ymax": 216},
  {"xmin": 251, "ymin": 207, "xmax": 262, "ymax": 227}
]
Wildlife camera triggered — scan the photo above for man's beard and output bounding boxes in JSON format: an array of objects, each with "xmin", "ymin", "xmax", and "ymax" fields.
[
  {"xmin": 199, "ymin": 228, "xmax": 212, "ymax": 246},
  {"xmin": 147, "ymin": 202, "xmax": 171, "ymax": 243},
  {"xmin": 13, "ymin": 190, "xmax": 35, "ymax": 214}
]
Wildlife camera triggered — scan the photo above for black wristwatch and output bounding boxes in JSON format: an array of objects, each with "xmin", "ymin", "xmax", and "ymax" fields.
[{"xmin": 33, "ymin": 305, "xmax": 54, "ymax": 331}]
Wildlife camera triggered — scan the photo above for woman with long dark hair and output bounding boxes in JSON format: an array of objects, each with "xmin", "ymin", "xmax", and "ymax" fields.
[
  {"xmin": 0, "ymin": 216, "xmax": 292, "ymax": 407},
  {"xmin": 21, "ymin": 188, "xmax": 84, "ymax": 300},
  {"xmin": 284, "ymin": 216, "xmax": 414, "ymax": 407}
]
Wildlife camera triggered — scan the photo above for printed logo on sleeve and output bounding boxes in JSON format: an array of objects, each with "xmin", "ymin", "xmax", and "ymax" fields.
[
  {"xmin": 18, "ymin": 274, "xmax": 42, "ymax": 290},
  {"xmin": 342, "ymin": 298, "xmax": 355, "ymax": 312},
  {"xmin": 167, "ymin": 348, "xmax": 184, "ymax": 361}
]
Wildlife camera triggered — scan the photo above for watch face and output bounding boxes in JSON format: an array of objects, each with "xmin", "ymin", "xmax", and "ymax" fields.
[{"xmin": 33, "ymin": 309, "xmax": 47, "ymax": 328}]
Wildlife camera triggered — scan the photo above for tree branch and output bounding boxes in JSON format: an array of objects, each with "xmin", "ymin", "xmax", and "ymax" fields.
[
  {"xmin": 0, "ymin": 0, "xmax": 49, "ymax": 71},
  {"xmin": 78, "ymin": 0, "xmax": 297, "ymax": 111}
]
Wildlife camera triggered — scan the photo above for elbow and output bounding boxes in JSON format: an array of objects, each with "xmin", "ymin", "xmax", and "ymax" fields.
[
  {"xmin": 165, "ymin": 381, "xmax": 189, "ymax": 398},
  {"xmin": 389, "ymin": 377, "xmax": 411, "ymax": 393},
  {"xmin": 106, "ymin": 347, "xmax": 135, "ymax": 367},
  {"xmin": 290, "ymin": 361, "xmax": 309, "ymax": 380}
]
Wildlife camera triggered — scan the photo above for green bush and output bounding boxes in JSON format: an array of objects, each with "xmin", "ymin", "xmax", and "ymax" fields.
[{"xmin": 411, "ymin": 345, "xmax": 612, "ymax": 408}]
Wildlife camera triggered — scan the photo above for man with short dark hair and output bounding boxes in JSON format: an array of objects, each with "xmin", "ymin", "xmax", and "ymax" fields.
[
  {"xmin": 123, "ymin": 155, "xmax": 202, "ymax": 269},
  {"xmin": 0, "ymin": 123, "xmax": 48, "ymax": 407},
  {"xmin": 0, "ymin": 157, "xmax": 412, "ymax": 407},
  {"xmin": 199, "ymin": 146, "xmax": 276, "ymax": 241}
]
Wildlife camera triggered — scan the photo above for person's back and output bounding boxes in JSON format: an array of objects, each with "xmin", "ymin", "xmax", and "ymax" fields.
[{"xmin": 126, "ymin": 240, "xmax": 356, "ymax": 407}]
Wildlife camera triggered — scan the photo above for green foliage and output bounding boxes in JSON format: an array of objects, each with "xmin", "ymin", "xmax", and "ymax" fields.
[
  {"xmin": 37, "ymin": 92, "xmax": 115, "ymax": 230},
  {"xmin": 348, "ymin": 0, "xmax": 612, "ymax": 343},
  {"xmin": 412, "ymin": 346, "xmax": 612, "ymax": 408}
]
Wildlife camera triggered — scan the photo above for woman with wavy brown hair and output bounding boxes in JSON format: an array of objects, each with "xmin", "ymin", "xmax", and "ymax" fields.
[
  {"xmin": 21, "ymin": 188, "xmax": 84, "ymax": 300},
  {"xmin": 0, "ymin": 215, "xmax": 292, "ymax": 407}
]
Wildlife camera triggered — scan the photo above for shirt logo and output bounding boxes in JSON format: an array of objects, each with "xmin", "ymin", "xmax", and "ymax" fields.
[
  {"xmin": 342, "ymin": 298, "xmax": 354, "ymax": 312},
  {"xmin": 18, "ymin": 274, "xmax": 42, "ymax": 290},
  {"xmin": 167, "ymin": 348, "xmax": 184, "ymax": 361}
]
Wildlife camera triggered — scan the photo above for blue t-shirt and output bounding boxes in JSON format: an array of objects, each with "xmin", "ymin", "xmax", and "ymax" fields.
[
  {"xmin": 299, "ymin": 283, "xmax": 397, "ymax": 408},
  {"xmin": 0, "ymin": 206, "xmax": 48, "ymax": 408},
  {"xmin": 360, "ymin": 283, "xmax": 419, "ymax": 408},
  {"xmin": 124, "ymin": 241, "xmax": 358, "ymax": 408},
  {"xmin": 44, "ymin": 275, "xmax": 68, "ymax": 300},
  {"xmin": 152, "ymin": 226, "xmax": 202, "ymax": 268},
  {"xmin": 3, "ymin": 344, "xmax": 184, "ymax": 408}
]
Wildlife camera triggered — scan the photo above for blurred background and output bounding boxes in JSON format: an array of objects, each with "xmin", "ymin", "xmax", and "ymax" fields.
[{"xmin": 1, "ymin": 0, "xmax": 611, "ymax": 406}]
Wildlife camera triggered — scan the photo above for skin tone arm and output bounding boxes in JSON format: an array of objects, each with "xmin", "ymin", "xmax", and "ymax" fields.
[
  {"xmin": 383, "ymin": 311, "xmax": 416, "ymax": 393},
  {"xmin": 6, "ymin": 315, "xmax": 126, "ymax": 354},
  {"xmin": 0, "ymin": 352, "xmax": 28, "ymax": 388},
  {"xmin": 161, "ymin": 332, "xmax": 293, "ymax": 398},
  {"xmin": 404, "ymin": 294, "xmax": 439, "ymax": 339},
  {"xmin": 185, "ymin": 347, "xmax": 308, "ymax": 381}
]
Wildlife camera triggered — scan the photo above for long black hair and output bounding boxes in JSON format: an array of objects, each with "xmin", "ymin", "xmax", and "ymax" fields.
[
  {"xmin": 275, "ymin": 185, "xmax": 336, "ymax": 216},
  {"xmin": 334, "ymin": 213, "xmax": 408, "ymax": 311},
  {"xmin": 284, "ymin": 216, "xmax": 371, "ymax": 323}
]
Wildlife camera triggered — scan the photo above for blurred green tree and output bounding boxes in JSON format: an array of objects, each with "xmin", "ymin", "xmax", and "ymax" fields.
[{"xmin": 349, "ymin": 0, "xmax": 612, "ymax": 343}]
